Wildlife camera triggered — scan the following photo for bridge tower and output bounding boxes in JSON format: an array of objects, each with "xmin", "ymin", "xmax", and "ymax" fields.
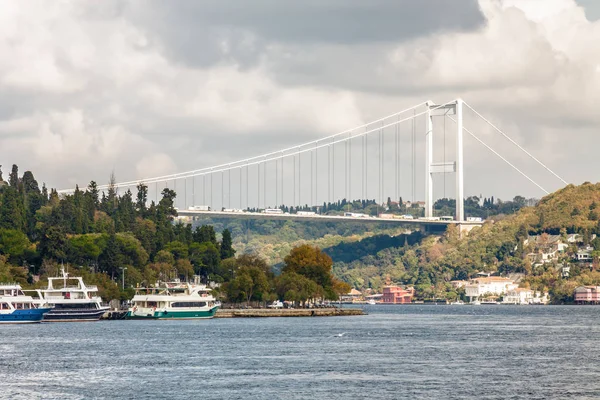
[{"xmin": 425, "ymin": 99, "xmax": 464, "ymax": 221}]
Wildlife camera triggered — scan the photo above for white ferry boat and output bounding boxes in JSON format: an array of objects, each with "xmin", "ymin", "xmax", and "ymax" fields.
[
  {"xmin": 126, "ymin": 277, "xmax": 220, "ymax": 320},
  {"xmin": 0, "ymin": 283, "xmax": 52, "ymax": 324},
  {"xmin": 33, "ymin": 268, "xmax": 109, "ymax": 322}
]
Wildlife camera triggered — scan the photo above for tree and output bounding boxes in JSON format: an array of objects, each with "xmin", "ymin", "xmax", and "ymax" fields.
[
  {"xmin": 39, "ymin": 226, "xmax": 69, "ymax": 261},
  {"xmin": 220, "ymin": 229, "xmax": 235, "ymax": 260},
  {"xmin": 0, "ymin": 229, "xmax": 31, "ymax": 263},
  {"xmin": 226, "ymin": 265, "xmax": 270, "ymax": 304},
  {"xmin": 8, "ymin": 164, "xmax": 18, "ymax": 188},
  {"xmin": 283, "ymin": 244, "xmax": 334, "ymax": 289},
  {"xmin": 136, "ymin": 183, "xmax": 148, "ymax": 215},
  {"xmin": 194, "ymin": 225, "xmax": 217, "ymax": 245},
  {"xmin": 0, "ymin": 187, "xmax": 25, "ymax": 231},
  {"xmin": 275, "ymin": 272, "xmax": 321, "ymax": 304}
]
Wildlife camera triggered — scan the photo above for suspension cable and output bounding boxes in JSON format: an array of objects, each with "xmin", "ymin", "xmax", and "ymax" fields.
[
  {"xmin": 463, "ymin": 101, "xmax": 568, "ymax": 185},
  {"xmin": 448, "ymin": 116, "xmax": 549, "ymax": 194}
]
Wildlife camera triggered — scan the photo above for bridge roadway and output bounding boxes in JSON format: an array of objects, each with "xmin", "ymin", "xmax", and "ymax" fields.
[{"xmin": 176, "ymin": 210, "xmax": 484, "ymax": 232}]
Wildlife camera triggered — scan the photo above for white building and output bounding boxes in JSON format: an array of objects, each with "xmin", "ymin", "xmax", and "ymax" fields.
[
  {"xmin": 502, "ymin": 288, "xmax": 549, "ymax": 305},
  {"xmin": 465, "ymin": 277, "xmax": 517, "ymax": 301}
]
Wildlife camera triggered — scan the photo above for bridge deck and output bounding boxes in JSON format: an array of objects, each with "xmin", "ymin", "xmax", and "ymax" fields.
[{"xmin": 177, "ymin": 210, "xmax": 484, "ymax": 228}]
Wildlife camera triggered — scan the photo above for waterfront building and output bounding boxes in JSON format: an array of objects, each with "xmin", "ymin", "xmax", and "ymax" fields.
[
  {"xmin": 381, "ymin": 286, "xmax": 414, "ymax": 304},
  {"xmin": 502, "ymin": 288, "xmax": 549, "ymax": 305},
  {"xmin": 465, "ymin": 277, "xmax": 517, "ymax": 302},
  {"xmin": 340, "ymin": 289, "xmax": 363, "ymax": 303},
  {"xmin": 574, "ymin": 286, "xmax": 600, "ymax": 304}
]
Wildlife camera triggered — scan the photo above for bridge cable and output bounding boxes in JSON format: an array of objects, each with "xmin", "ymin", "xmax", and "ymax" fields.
[
  {"xmin": 463, "ymin": 102, "xmax": 568, "ymax": 185},
  {"xmin": 60, "ymin": 101, "xmax": 455, "ymax": 193},
  {"xmin": 448, "ymin": 116, "xmax": 549, "ymax": 194}
]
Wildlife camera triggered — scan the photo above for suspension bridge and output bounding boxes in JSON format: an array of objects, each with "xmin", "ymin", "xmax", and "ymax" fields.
[{"xmin": 58, "ymin": 98, "xmax": 567, "ymax": 231}]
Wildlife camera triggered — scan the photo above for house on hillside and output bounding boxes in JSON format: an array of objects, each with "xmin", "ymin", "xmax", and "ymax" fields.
[
  {"xmin": 576, "ymin": 247, "xmax": 594, "ymax": 262},
  {"xmin": 525, "ymin": 234, "xmax": 568, "ymax": 265},
  {"xmin": 567, "ymin": 233, "xmax": 597, "ymax": 244},
  {"xmin": 450, "ymin": 280, "xmax": 469, "ymax": 289}
]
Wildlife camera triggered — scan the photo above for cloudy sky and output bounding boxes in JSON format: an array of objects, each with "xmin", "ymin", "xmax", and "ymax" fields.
[{"xmin": 0, "ymin": 0, "xmax": 599, "ymax": 205}]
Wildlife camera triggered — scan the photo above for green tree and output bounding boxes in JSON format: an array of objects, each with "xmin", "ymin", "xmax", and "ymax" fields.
[
  {"xmin": 220, "ymin": 229, "xmax": 235, "ymax": 260},
  {"xmin": 226, "ymin": 265, "xmax": 270, "ymax": 304}
]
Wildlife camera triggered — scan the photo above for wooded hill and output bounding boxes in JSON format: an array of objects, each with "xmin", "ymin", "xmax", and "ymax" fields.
[{"xmin": 330, "ymin": 183, "xmax": 600, "ymax": 303}]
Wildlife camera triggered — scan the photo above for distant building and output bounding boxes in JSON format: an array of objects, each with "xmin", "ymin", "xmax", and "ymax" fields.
[
  {"xmin": 574, "ymin": 286, "xmax": 600, "ymax": 304},
  {"xmin": 503, "ymin": 288, "xmax": 549, "ymax": 305},
  {"xmin": 465, "ymin": 277, "xmax": 517, "ymax": 302},
  {"xmin": 450, "ymin": 280, "xmax": 469, "ymax": 289},
  {"xmin": 575, "ymin": 246, "xmax": 594, "ymax": 262},
  {"xmin": 381, "ymin": 286, "xmax": 414, "ymax": 304},
  {"xmin": 340, "ymin": 288, "xmax": 363, "ymax": 303}
]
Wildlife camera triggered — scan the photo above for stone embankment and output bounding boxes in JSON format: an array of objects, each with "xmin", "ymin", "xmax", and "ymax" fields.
[{"xmin": 215, "ymin": 308, "xmax": 364, "ymax": 318}]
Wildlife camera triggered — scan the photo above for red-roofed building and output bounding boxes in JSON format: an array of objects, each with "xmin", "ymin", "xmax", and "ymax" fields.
[{"xmin": 382, "ymin": 286, "xmax": 414, "ymax": 304}]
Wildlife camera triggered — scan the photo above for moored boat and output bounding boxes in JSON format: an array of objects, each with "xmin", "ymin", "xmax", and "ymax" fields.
[
  {"xmin": 127, "ymin": 277, "xmax": 219, "ymax": 320},
  {"xmin": 0, "ymin": 283, "xmax": 52, "ymax": 324},
  {"xmin": 33, "ymin": 268, "xmax": 109, "ymax": 322}
]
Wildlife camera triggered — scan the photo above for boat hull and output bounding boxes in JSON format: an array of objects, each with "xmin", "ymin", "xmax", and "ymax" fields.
[
  {"xmin": 42, "ymin": 307, "xmax": 109, "ymax": 322},
  {"xmin": 0, "ymin": 308, "xmax": 53, "ymax": 324},
  {"xmin": 126, "ymin": 306, "xmax": 219, "ymax": 320}
]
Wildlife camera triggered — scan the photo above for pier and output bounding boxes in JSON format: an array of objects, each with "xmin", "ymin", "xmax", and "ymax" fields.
[
  {"xmin": 101, "ymin": 307, "xmax": 364, "ymax": 320},
  {"xmin": 215, "ymin": 308, "xmax": 364, "ymax": 318}
]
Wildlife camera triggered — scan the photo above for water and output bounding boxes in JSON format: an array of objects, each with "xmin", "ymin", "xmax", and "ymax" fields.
[{"xmin": 1, "ymin": 306, "xmax": 600, "ymax": 400}]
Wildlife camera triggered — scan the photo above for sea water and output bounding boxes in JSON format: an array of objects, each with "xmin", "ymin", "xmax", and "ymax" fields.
[{"xmin": 1, "ymin": 305, "xmax": 599, "ymax": 400}]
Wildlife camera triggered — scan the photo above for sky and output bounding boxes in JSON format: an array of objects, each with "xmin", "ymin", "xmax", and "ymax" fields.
[{"xmin": 0, "ymin": 0, "xmax": 599, "ymax": 205}]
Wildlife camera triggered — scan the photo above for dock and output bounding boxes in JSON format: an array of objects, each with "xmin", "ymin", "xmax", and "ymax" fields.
[
  {"xmin": 215, "ymin": 308, "xmax": 364, "ymax": 318},
  {"xmin": 100, "ymin": 307, "xmax": 364, "ymax": 320}
]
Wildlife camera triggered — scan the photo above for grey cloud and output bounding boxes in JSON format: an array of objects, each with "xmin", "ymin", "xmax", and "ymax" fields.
[{"xmin": 125, "ymin": 0, "xmax": 484, "ymax": 67}]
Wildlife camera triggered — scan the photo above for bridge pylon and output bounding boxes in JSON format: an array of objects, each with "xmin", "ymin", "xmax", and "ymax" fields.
[{"xmin": 425, "ymin": 99, "xmax": 464, "ymax": 222}]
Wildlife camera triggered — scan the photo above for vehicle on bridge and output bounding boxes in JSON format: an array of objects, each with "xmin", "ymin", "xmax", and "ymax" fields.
[
  {"xmin": 344, "ymin": 212, "xmax": 368, "ymax": 218},
  {"xmin": 467, "ymin": 217, "xmax": 483, "ymax": 222},
  {"xmin": 263, "ymin": 208, "xmax": 284, "ymax": 214},
  {"xmin": 419, "ymin": 216, "xmax": 441, "ymax": 221},
  {"xmin": 297, "ymin": 211, "xmax": 316, "ymax": 216},
  {"xmin": 188, "ymin": 205, "xmax": 211, "ymax": 211},
  {"xmin": 440, "ymin": 216, "xmax": 454, "ymax": 221},
  {"xmin": 222, "ymin": 208, "xmax": 244, "ymax": 213}
]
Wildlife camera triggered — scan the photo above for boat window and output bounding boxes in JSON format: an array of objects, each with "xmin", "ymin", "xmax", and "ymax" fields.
[
  {"xmin": 171, "ymin": 302, "xmax": 207, "ymax": 308},
  {"xmin": 53, "ymin": 303, "xmax": 96, "ymax": 310},
  {"xmin": 0, "ymin": 303, "xmax": 9, "ymax": 310}
]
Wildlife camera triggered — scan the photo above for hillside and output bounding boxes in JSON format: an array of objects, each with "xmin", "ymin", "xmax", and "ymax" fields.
[{"xmin": 328, "ymin": 183, "xmax": 600, "ymax": 303}]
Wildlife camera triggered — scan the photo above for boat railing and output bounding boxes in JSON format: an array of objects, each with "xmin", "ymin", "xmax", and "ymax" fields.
[
  {"xmin": 0, "ymin": 282, "xmax": 21, "ymax": 288},
  {"xmin": 43, "ymin": 285, "xmax": 99, "ymax": 292}
]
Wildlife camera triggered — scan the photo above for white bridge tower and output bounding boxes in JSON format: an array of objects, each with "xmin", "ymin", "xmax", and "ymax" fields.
[{"xmin": 425, "ymin": 99, "xmax": 464, "ymax": 222}]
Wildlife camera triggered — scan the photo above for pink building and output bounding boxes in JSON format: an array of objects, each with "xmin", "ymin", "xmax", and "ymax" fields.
[
  {"xmin": 574, "ymin": 286, "xmax": 600, "ymax": 303},
  {"xmin": 382, "ymin": 286, "xmax": 414, "ymax": 304}
]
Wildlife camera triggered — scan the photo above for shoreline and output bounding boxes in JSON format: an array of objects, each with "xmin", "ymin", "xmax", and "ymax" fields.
[
  {"xmin": 100, "ymin": 307, "xmax": 365, "ymax": 320},
  {"xmin": 215, "ymin": 308, "xmax": 364, "ymax": 318}
]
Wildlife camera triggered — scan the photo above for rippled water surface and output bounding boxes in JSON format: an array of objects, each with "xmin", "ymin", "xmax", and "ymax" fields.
[{"xmin": 2, "ymin": 306, "xmax": 600, "ymax": 399}]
